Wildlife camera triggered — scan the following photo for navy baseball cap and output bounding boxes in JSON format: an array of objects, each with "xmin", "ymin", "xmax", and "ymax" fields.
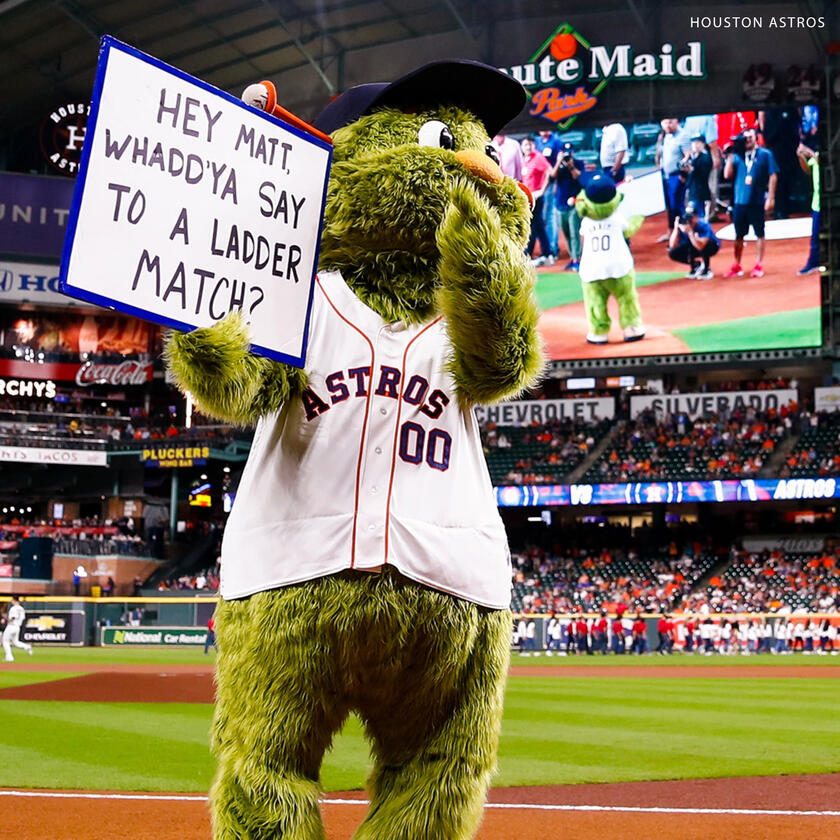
[
  {"xmin": 313, "ymin": 59, "xmax": 527, "ymax": 136},
  {"xmin": 584, "ymin": 173, "xmax": 617, "ymax": 204}
]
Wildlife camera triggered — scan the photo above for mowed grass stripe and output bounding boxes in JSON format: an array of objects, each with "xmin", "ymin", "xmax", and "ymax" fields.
[
  {"xmin": 0, "ymin": 701, "xmax": 213, "ymax": 791},
  {"xmin": 0, "ymin": 672, "xmax": 84, "ymax": 690},
  {"xmin": 1, "ymin": 677, "xmax": 838, "ymax": 792},
  {"xmin": 500, "ymin": 678, "xmax": 840, "ymax": 784}
]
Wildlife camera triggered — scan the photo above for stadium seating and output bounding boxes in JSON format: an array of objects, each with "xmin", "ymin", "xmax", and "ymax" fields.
[
  {"xmin": 510, "ymin": 528, "xmax": 720, "ymax": 614},
  {"xmin": 584, "ymin": 408, "xmax": 788, "ymax": 483},
  {"xmin": 785, "ymin": 412, "xmax": 840, "ymax": 476},
  {"xmin": 687, "ymin": 548, "xmax": 840, "ymax": 613},
  {"xmin": 482, "ymin": 418, "xmax": 610, "ymax": 485}
]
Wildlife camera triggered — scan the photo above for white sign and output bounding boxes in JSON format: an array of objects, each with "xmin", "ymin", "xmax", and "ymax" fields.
[
  {"xmin": 617, "ymin": 171, "xmax": 666, "ymax": 218},
  {"xmin": 815, "ymin": 387, "xmax": 840, "ymax": 412},
  {"xmin": 0, "ymin": 447, "xmax": 108, "ymax": 467},
  {"xmin": 60, "ymin": 37, "xmax": 332, "ymax": 367},
  {"xmin": 630, "ymin": 389, "xmax": 797, "ymax": 419},
  {"xmin": 476, "ymin": 397, "xmax": 614, "ymax": 426}
]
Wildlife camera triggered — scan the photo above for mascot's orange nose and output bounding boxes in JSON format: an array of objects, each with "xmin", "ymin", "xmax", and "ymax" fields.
[{"xmin": 454, "ymin": 149, "xmax": 504, "ymax": 184}]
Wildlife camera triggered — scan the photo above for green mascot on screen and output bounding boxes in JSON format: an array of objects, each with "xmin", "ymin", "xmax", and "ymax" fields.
[
  {"xmin": 575, "ymin": 172, "xmax": 646, "ymax": 344},
  {"xmin": 165, "ymin": 60, "xmax": 544, "ymax": 840}
]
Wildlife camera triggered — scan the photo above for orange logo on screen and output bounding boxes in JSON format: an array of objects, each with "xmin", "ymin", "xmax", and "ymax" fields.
[
  {"xmin": 550, "ymin": 32, "xmax": 577, "ymax": 61},
  {"xmin": 529, "ymin": 33, "xmax": 598, "ymax": 123}
]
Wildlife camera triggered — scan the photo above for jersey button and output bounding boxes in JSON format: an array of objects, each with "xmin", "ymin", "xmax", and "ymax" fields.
[
  {"xmin": 370, "ymin": 486, "xmax": 378, "ymax": 494},
  {"xmin": 367, "ymin": 524, "xmax": 375, "ymax": 531},
  {"xmin": 380, "ymin": 407, "xmax": 387, "ymax": 415},
  {"xmin": 375, "ymin": 446, "xmax": 382, "ymax": 454}
]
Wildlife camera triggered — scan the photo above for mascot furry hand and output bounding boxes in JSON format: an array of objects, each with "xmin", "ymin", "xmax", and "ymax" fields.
[
  {"xmin": 166, "ymin": 60, "xmax": 543, "ymax": 840},
  {"xmin": 575, "ymin": 173, "xmax": 645, "ymax": 344}
]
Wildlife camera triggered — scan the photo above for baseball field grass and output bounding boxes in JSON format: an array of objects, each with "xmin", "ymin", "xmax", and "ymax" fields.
[{"xmin": 1, "ymin": 649, "xmax": 838, "ymax": 793}]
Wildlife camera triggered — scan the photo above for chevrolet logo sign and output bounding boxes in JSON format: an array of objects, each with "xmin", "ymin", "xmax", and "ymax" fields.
[{"xmin": 28, "ymin": 616, "xmax": 65, "ymax": 631}]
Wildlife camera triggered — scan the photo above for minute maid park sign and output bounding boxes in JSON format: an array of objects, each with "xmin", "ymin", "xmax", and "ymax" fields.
[{"xmin": 500, "ymin": 24, "xmax": 705, "ymax": 128}]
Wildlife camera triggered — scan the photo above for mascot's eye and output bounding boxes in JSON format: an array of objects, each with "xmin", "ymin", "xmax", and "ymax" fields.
[
  {"xmin": 485, "ymin": 144, "xmax": 501, "ymax": 166},
  {"xmin": 417, "ymin": 120, "xmax": 455, "ymax": 150}
]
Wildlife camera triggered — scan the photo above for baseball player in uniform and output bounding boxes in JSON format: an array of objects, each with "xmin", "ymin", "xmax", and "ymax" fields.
[{"xmin": 3, "ymin": 597, "xmax": 33, "ymax": 662}]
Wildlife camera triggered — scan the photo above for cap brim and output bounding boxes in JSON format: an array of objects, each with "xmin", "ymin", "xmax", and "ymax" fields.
[{"xmin": 314, "ymin": 59, "xmax": 526, "ymax": 136}]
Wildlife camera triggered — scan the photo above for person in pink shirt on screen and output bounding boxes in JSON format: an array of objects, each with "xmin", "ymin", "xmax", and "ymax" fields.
[{"xmin": 520, "ymin": 135, "xmax": 553, "ymax": 266}]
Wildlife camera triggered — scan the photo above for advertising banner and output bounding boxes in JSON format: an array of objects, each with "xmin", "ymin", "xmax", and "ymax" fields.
[
  {"xmin": 60, "ymin": 36, "xmax": 332, "ymax": 367},
  {"xmin": 741, "ymin": 536, "xmax": 825, "ymax": 554},
  {"xmin": 1, "ymin": 311, "xmax": 154, "ymax": 358},
  {"xmin": 0, "ymin": 261, "xmax": 88, "ymax": 307},
  {"xmin": 21, "ymin": 610, "xmax": 86, "ymax": 646},
  {"xmin": 495, "ymin": 477, "xmax": 840, "ymax": 507},
  {"xmin": 0, "ymin": 446, "xmax": 108, "ymax": 467},
  {"xmin": 100, "ymin": 625, "xmax": 208, "ymax": 646},
  {"xmin": 630, "ymin": 389, "xmax": 798, "ymax": 419},
  {"xmin": 814, "ymin": 387, "xmax": 840, "ymax": 412},
  {"xmin": 476, "ymin": 397, "xmax": 614, "ymax": 426},
  {"xmin": 0, "ymin": 173, "xmax": 75, "ymax": 260}
]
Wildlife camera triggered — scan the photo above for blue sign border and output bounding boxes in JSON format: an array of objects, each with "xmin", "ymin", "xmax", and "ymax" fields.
[{"xmin": 58, "ymin": 35, "xmax": 333, "ymax": 368}]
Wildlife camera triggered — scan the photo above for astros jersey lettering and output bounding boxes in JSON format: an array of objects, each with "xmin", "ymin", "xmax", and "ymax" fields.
[
  {"xmin": 579, "ymin": 213, "xmax": 634, "ymax": 282},
  {"xmin": 220, "ymin": 270, "xmax": 512, "ymax": 609}
]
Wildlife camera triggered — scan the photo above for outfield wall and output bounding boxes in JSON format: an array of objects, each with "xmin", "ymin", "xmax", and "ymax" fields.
[{"xmin": 3, "ymin": 596, "xmax": 839, "ymax": 649}]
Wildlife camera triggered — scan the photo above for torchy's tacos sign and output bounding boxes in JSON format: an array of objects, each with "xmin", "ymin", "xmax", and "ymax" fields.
[{"xmin": 500, "ymin": 24, "xmax": 706, "ymax": 128}]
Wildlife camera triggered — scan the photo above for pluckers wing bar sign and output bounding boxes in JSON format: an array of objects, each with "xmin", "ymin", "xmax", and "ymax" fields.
[
  {"xmin": 501, "ymin": 24, "xmax": 705, "ymax": 128},
  {"xmin": 143, "ymin": 445, "xmax": 210, "ymax": 468}
]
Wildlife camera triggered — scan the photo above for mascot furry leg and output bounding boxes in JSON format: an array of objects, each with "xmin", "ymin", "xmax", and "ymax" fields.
[
  {"xmin": 581, "ymin": 272, "xmax": 643, "ymax": 338},
  {"xmin": 210, "ymin": 572, "xmax": 510, "ymax": 840}
]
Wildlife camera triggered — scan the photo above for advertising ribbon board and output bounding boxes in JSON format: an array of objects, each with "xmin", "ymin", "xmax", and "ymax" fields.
[
  {"xmin": 101, "ymin": 625, "xmax": 208, "ymax": 646},
  {"xmin": 22, "ymin": 610, "xmax": 86, "ymax": 646},
  {"xmin": 476, "ymin": 397, "xmax": 614, "ymax": 426},
  {"xmin": 60, "ymin": 36, "xmax": 333, "ymax": 368},
  {"xmin": 630, "ymin": 389, "xmax": 798, "ymax": 419}
]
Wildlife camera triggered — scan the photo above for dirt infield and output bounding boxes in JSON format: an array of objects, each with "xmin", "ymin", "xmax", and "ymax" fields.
[
  {"xmin": 3, "ymin": 663, "xmax": 836, "ymax": 703},
  {"xmin": 4, "ymin": 776, "xmax": 840, "ymax": 840},
  {"xmin": 536, "ymin": 210, "xmax": 817, "ymax": 359}
]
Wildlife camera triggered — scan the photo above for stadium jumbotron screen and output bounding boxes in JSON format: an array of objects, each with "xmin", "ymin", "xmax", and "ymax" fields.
[{"xmin": 530, "ymin": 105, "xmax": 822, "ymax": 361}]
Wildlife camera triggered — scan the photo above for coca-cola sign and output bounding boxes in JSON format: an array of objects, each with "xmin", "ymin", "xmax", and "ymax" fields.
[{"xmin": 75, "ymin": 360, "xmax": 152, "ymax": 387}]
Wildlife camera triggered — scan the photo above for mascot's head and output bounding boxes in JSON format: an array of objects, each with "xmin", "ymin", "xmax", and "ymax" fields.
[
  {"xmin": 576, "ymin": 172, "xmax": 622, "ymax": 220},
  {"xmin": 311, "ymin": 60, "xmax": 531, "ymax": 322}
]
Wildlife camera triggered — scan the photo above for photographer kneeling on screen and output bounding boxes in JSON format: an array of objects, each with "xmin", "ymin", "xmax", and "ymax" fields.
[{"xmin": 668, "ymin": 203, "xmax": 720, "ymax": 280}]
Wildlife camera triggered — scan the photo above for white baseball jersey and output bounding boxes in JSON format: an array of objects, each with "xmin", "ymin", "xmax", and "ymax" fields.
[
  {"xmin": 579, "ymin": 213, "xmax": 634, "ymax": 283},
  {"xmin": 6, "ymin": 603, "xmax": 25, "ymax": 627},
  {"xmin": 220, "ymin": 269, "xmax": 511, "ymax": 609}
]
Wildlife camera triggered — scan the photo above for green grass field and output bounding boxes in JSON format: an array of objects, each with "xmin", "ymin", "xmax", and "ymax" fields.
[{"xmin": 1, "ymin": 649, "xmax": 838, "ymax": 792}]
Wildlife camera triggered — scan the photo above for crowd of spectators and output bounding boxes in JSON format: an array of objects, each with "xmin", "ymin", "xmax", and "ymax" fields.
[
  {"xmin": 482, "ymin": 418, "xmax": 608, "ymax": 485},
  {"xmin": 157, "ymin": 564, "xmax": 220, "ymax": 592},
  {"xmin": 510, "ymin": 524, "xmax": 721, "ymax": 615},
  {"xmin": 782, "ymin": 411, "xmax": 840, "ymax": 477},
  {"xmin": 683, "ymin": 545, "xmax": 840, "ymax": 614},
  {"xmin": 0, "ymin": 395, "xmax": 238, "ymax": 450},
  {"xmin": 585, "ymin": 404, "xmax": 795, "ymax": 483}
]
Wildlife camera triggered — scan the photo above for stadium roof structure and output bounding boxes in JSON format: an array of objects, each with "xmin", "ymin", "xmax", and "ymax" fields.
[{"xmin": 0, "ymin": 0, "xmax": 835, "ymax": 137}]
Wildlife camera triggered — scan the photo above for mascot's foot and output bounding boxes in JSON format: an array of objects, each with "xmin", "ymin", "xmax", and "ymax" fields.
[
  {"xmin": 586, "ymin": 332, "xmax": 609, "ymax": 345},
  {"xmin": 623, "ymin": 325, "xmax": 646, "ymax": 342}
]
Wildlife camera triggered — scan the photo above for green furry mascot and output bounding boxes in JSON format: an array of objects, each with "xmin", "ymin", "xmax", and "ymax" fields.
[
  {"xmin": 575, "ymin": 172, "xmax": 645, "ymax": 344},
  {"xmin": 165, "ymin": 60, "xmax": 543, "ymax": 840}
]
